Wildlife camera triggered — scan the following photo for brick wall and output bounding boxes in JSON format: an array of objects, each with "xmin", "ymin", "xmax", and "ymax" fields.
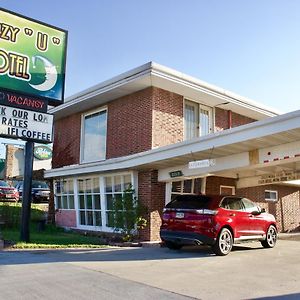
[
  {"xmin": 106, "ymin": 88, "xmax": 153, "ymax": 158},
  {"xmin": 138, "ymin": 170, "xmax": 165, "ymax": 241},
  {"xmin": 215, "ymin": 108, "xmax": 256, "ymax": 132},
  {"xmin": 52, "ymin": 113, "xmax": 81, "ymax": 168},
  {"xmin": 205, "ymin": 176, "xmax": 236, "ymax": 195},
  {"xmin": 55, "ymin": 209, "xmax": 77, "ymax": 228},
  {"xmin": 236, "ymin": 185, "xmax": 300, "ymax": 232},
  {"xmin": 152, "ymin": 87, "xmax": 184, "ymax": 148}
]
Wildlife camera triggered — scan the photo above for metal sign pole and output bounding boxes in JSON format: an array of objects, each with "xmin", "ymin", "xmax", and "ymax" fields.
[{"xmin": 20, "ymin": 141, "xmax": 34, "ymax": 242}]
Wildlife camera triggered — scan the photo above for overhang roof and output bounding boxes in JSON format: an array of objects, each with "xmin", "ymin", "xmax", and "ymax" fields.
[
  {"xmin": 45, "ymin": 109, "xmax": 300, "ymax": 179},
  {"xmin": 50, "ymin": 62, "xmax": 280, "ymax": 120}
]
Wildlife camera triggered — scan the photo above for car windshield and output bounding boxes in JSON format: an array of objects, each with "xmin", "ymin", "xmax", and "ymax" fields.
[
  {"xmin": 0, "ymin": 180, "xmax": 10, "ymax": 187},
  {"xmin": 166, "ymin": 195, "xmax": 214, "ymax": 209},
  {"xmin": 32, "ymin": 181, "xmax": 49, "ymax": 189}
]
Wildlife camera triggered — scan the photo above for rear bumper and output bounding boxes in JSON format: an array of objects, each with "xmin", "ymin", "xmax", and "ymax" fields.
[{"xmin": 160, "ymin": 229, "xmax": 216, "ymax": 246}]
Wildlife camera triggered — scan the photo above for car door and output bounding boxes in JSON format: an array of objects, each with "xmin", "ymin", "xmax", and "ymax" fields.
[
  {"xmin": 241, "ymin": 198, "xmax": 265, "ymax": 235},
  {"xmin": 220, "ymin": 197, "xmax": 251, "ymax": 238}
]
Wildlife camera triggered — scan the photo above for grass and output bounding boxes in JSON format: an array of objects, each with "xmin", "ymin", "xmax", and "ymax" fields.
[
  {"xmin": 2, "ymin": 225, "xmax": 109, "ymax": 249},
  {"xmin": 0, "ymin": 202, "xmax": 108, "ymax": 249}
]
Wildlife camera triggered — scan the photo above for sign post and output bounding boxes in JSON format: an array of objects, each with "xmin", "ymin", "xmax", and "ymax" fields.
[
  {"xmin": 20, "ymin": 141, "xmax": 34, "ymax": 242},
  {"xmin": 0, "ymin": 8, "xmax": 67, "ymax": 242}
]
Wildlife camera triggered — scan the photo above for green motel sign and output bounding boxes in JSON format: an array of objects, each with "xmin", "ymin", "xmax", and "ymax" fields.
[{"xmin": 0, "ymin": 8, "xmax": 67, "ymax": 105}]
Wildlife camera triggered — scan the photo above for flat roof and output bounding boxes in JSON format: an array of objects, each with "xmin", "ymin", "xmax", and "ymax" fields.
[{"xmin": 50, "ymin": 62, "xmax": 280, "ymax": 121}]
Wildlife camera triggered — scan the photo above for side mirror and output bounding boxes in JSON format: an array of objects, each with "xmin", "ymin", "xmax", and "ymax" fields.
[
  {"xmin": 251, "ymin": 207, "xmax": 266, "ymax": 215},
  {"xmin": 251, "ymin": 210, "xmax": 261, "ymax": 216}
]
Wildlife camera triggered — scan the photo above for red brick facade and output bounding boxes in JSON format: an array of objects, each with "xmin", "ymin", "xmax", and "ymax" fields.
[
  {"xmin": 206, "ymin": 176, "xmax": 236, "ymax": 195},
  {"xmin": 106, "ymin": 88, "xmax": 153, "ymax": 158},
  {"xmin": 52, "ymin": 87, "xmax": 184, "ymax": 167},
  {"xmin": 52, "ymin": 114, "xmax": 81, "ymax": 168},
  {"xmin": 215, "ymin": 107, "xmax": 256, "ymax": 132},
  {"xmin": 138, "ymin": 170, "xmax": 165, "ymax": 241},
  {"xmin": 55, "ymin": 209, "xmax": 77, "ymax": 228},
  {"xmin": 152, "ymin": 87, "xmax": 184, "ymax": 148}
]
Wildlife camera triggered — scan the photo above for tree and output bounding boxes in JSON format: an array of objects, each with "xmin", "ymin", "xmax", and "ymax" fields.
[{"xmin": 112, "ymin": 185, "xmax": 147, "ymax": 241}]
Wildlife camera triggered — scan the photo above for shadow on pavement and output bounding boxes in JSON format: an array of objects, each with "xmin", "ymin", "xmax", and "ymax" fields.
[{"xmin": 0, "ymin": 242, "xmax": 264, "ymax": 266}]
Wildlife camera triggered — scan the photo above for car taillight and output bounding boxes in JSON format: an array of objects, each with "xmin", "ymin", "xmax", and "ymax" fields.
[{"xmin": 162, "ymin": 211, "xmax": 171, "ymax": 221}]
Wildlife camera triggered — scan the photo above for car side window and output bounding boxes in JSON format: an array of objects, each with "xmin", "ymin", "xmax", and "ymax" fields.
[
  {"xmin": 241, "ymin": 198, "xmax": 257, "ymax": 212},
  {"xmin": 221, "ymin": 197, "xmax": 243, "ymax": 211}
]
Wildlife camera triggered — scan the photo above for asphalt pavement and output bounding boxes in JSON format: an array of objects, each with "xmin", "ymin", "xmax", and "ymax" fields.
[{"xmin": 1, "ymin": 239, "xmax": 300, "ymax": 300}]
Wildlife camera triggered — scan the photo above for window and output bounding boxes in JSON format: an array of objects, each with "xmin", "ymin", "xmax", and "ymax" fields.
[
  {"xmin": 81, "ymin": 108, "xmax": 107, "ymax": 163},
  {"xmin": 220, "ymin": 185, "xmax": 235, "ymax": 195},
  {"xmin": 55, "ymin": 179, "xmax": 75, "ymax": 209},
  {"xmin": 78, "ymin": 178, "xmax": 102, "ymax": 227},
  {"xmin": 221, "ymin": 197, "xmax": 243, "ymax": 210},
  {"xmin": 265, "ymin": 190, "xmax": 278, "ymax": 201},
  {"xmin": 241, "ymin": 198, "xmax": 257, "ymax": 212},
  {"xmin": 171, "ymin": 178, "xmax": 202, "ymax": 200},
  {"xmin": 184, "ymin": 100, "xmax": 212, "ymax": 140},
  {"xmin": 104, "ymin": 174, "xmax": 132, "ymax": 228}
]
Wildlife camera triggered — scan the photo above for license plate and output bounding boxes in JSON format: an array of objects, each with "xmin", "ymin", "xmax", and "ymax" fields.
[{"xmin": 175, "ymin": 212, "xmax": 184, "ymax": 218}]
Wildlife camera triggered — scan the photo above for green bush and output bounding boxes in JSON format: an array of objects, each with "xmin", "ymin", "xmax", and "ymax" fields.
[{"xmin": 112, "ymin": 186, "xmax": 147, "ymax": 241}]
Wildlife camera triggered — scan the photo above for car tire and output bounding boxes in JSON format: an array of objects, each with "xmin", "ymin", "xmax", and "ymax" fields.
[
  {"xmin": 213, "ymin": 228, "xmax": 233, "ymax": 256},
  {"xmin": 165, "ymin": 241, "xmax": 182, "ymax": 250},
  {"xmin": 261, "ymin": 225, "xmax": 277, "ymax": 248}
]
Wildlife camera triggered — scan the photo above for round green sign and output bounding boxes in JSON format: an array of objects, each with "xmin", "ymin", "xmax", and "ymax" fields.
[{"xmin": 34, "ymin": 145, "xmax": 52, "ymax": 160}]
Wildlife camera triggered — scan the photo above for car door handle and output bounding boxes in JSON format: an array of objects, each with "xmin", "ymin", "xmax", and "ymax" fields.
[{"xmin": 229, "ymin": 213, "xmax": 236, "ymax": 217}]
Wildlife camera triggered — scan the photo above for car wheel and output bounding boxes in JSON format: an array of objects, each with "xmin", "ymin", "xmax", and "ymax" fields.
[
  {"xmin": 165, "ymin": 241, "xmax": 182, "ymax": 250},
  {"xmin": 213, "ymin": 228, "xmax": 233, "ymax": 256},
  {"xmin": 261, "ymin": 225, "xmax": 277, "ymax": 248}
]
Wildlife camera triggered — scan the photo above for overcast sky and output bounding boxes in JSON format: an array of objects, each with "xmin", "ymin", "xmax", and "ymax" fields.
[{"xmin": 1, "ymin": 0, "xmax": 300, "ymax": 157}]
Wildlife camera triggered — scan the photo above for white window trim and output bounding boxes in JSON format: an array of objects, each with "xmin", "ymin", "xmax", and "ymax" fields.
[
  {"xmin": 220, "ymin": 185, "xmax": 236, "ymax": 195},
  {"xmin": 80, "ymin": 106, "xmax": 108, "ymax": 164},
  {"xmin": 54, "ymin": 178, "xmax": 75, "ymax": 210},
  {"xmin": 71, "ymin": 171, "xmax": 135, "ymax": 232},
  {"xmin": 183, "ymin": 98, "xmax": 214, "ymax": 140},
  {"xmin": 265, "ymin": 190, "xmax": 278, "ymax": 202}
]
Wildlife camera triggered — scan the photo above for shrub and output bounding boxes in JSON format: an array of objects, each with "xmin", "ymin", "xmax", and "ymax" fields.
[{"xmin": 112, "ymin": 186, "xmax": 147, "ymax": 241}]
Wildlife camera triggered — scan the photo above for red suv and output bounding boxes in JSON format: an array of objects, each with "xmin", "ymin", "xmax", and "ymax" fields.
[{"xmin": 160, "ymin": 195, "xmax": 277, "ymax": 256}]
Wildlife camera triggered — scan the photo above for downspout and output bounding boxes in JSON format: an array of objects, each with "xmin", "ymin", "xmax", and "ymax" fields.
[{"xmin": 228, "ymin": 110, "xmax": 232, "ymax": 129}]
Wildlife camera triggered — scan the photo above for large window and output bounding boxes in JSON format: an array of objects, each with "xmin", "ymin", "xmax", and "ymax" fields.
[
  {"xmin": 184, "ymin": 100, "xmax": 212, "ymax": 140},
  {"xmin": 104, "ymin": 174, "xmax": 132, "ymax": 228},
  {"xmin": 81, "ymin": 108, "xmax": 107, "ymax": 163},
  {"xmin": 54, "ymin": 173, "xmax": 134, "ymax": 231},
  {"xmin": 78, "ymin": 178, "xmax": 102, "ymax": 227},
  {"xmin": 55, "ymin": 179, "xmax": 75, "ymax": 209}
]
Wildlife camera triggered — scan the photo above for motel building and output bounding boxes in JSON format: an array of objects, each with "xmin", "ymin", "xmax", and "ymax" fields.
[{"xmin": 45, "ymin": 62, "xmax": 300, "ymax": 241}]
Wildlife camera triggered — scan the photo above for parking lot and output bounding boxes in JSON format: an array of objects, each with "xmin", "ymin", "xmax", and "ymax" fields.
[{"xmin": 1, "ymin": 238, "xmax": 300, "ymax": 299}]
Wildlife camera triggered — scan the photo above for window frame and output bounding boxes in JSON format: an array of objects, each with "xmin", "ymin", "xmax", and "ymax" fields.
[
  {"xmin": 80, "ymin": 106, "xmax": 108, "ymax": 164},
  {"xmin": 184, "ymin": 99, "xmax": 214, "ymax": 140},
  {"xmin": 54, "ymin": 178, "xmax": 75, "ymax": 210},
  {"xmin": 73, "ymin": 172, "xmax": 135, "ymax": 232},
  {"xmin": 265, "ymin": 190, "xmax": 278, "ymax": 202},
  {"xmin": 220, "ymin": 185, "xmax": 236, "ymax": 195}
]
